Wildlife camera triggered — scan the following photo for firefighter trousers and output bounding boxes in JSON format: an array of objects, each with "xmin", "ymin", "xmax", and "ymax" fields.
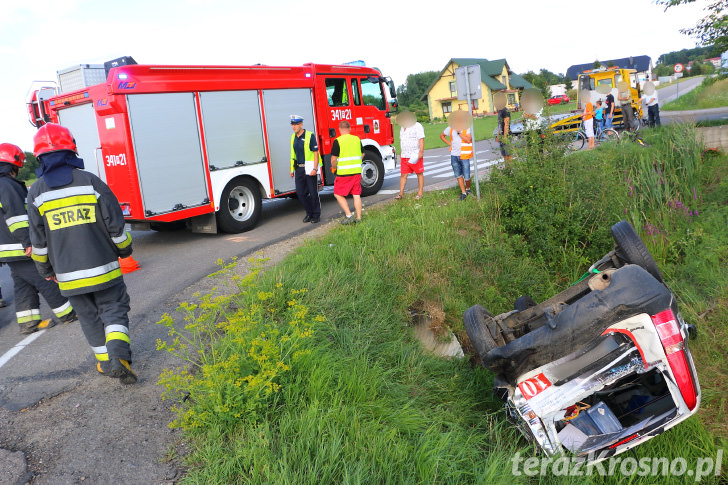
[
  {"xmin": 8, "ymin": 260, "xmax": 75, "ymax": 330},
  {"xmin": 67, "ymin": 280, "xmax": 132, "ymax": 364}
]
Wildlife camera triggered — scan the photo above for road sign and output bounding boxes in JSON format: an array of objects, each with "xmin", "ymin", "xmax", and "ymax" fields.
[
  {"xmin": 455, "ymin": 65, "xmax": 482, "ymax": 101},
  {"xmin": 674, "ymin": 63, "xmax": 684, "ymax": 74}
]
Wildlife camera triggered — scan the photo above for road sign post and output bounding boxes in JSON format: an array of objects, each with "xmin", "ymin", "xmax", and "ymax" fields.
[
  {"xmin": 674, "ymin": 64, "xmax": 684, "ymax": 99},
  {"xmin": 455, "ymin": 65, "xmax": 482, "ymax": 199}
]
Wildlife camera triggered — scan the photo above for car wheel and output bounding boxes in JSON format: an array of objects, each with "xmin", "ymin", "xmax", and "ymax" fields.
[
  {"xmin": 216, "ymin": 177, "xmax": 262, "ymax": 233},
  {"xmin": 463, "ymin": 305, "xmax": 500, "ymax": 360},
  {"xmin": 610, "ymin": 220, "xmax": 663, "ymax": 283},
  {"xmin": 514, "ymin": 295, "xmax": 537, "ymax": 312},
  {"xmin": 360, "ymin": 150, "xmax": 384, "ymax": 197}
]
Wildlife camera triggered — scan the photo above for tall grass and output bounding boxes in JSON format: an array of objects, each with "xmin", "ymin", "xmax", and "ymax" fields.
[{"xmin": 158, "ymin": 124, "xmax": 728, "ymax": 483}]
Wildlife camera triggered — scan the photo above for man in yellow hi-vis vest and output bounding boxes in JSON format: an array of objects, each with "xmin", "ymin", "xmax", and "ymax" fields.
[
  {"xmin": 330, "ymin": 120, "xmax": 363, "ymax": 225},
  {"xmin": 290, "ymin": 115, "xmax": 321, "ymax": 223}
]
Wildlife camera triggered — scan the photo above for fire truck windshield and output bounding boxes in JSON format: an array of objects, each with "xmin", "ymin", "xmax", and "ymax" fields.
[{"xmin": 361, "ymin": 78, "xmax": 385, "ymax": 110}]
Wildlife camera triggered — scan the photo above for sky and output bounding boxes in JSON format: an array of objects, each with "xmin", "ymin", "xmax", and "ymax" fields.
[{"xmin": 0, "ymin": 0, "xmax": 710, "ymax": 150}]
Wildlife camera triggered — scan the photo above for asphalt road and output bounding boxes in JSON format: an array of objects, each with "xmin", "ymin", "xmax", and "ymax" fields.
[{"xmin": 0, "ymin": 140, "xmax": 502, "ymax": 483}]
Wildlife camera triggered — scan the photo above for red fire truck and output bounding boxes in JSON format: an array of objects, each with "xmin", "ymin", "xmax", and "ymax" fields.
[{"xmin": 27, "ymin": 59, "xmax": 397, "ymax": 233}]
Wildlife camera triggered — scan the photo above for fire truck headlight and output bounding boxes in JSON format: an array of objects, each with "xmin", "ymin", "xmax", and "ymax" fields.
[{"xmin": 118, "ymin": 73, "xmax": 128, "ymax": 80}]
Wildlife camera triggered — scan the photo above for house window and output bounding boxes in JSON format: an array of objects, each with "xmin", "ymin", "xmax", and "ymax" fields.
[
  {"xmin": 442, "ymin": 102, "xmax": 452, "ymax": 114},
  {"xmin": 472, "ymin": 99, "xmax": 479, "ymax": 110},
  {"xmin": 501, "ymin": 75, "xmax": 507, "ymax": 86},
  {"xmin": 449, "ymin": 81, "xmax": 456, "ymax": 97},
  {"xmin": 507, "ymin": 93, "xmax": 516, "ymax": 105}
]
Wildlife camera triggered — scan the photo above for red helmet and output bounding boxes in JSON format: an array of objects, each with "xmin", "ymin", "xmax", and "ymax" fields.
[
  {"xmin": 0, "ymin": 143, "xmax": 26, "ymax": 168},
  {"xmin": 33, "ymin": 123, "xmax": 77, "ymax": 157}
]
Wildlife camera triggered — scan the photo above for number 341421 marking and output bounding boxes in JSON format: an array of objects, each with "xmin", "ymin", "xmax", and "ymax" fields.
[
  {"xmin": 331, "ymin": 109, "xmax": 352, "ymax": 122},
  {"xmin": 105, "ymin": 153, "xmax": 127, "ymax": 167}
]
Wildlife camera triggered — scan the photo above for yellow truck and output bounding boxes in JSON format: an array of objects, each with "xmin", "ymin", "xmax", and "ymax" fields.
[{"xmin": 548, "ymin": 67, "xmax": 644, "ymax": 134}]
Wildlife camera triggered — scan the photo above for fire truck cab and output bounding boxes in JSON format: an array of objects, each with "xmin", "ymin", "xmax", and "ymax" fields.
[{"xmin": 27, "ymin": 60, "xmax": 397, "ymax": 233}]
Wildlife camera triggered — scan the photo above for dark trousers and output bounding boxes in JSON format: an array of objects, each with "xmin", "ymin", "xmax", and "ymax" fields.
[
  {"xmin": 294, "ymin": 167, "xmax": 321, "ymax": 218},
  {"xmin": 621, "ymin": 106, "xmax": 635, "ymax": 131},
  {"xmin": 648, "ymin": 104, "xmax": 661, "ymax": 127},
  {"xmin": 68, "ymin": 280, "xmax": 132, "ymax": 363},
  {"xmin": 8, "ymin": 260, "xmax": 73, "ymax": 328}
]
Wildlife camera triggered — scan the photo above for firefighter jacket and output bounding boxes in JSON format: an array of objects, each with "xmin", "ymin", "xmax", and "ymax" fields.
[
  {"xmin": 0, "ymin": 172, "xmax": 32, "ymax": 263},
  {"xmin": 27, "ymin": 169, "xmax": 133, "ymax": 296},
  {"xmin": 334, "ymin": 134, "xmax": 363, "ymax": 175}
]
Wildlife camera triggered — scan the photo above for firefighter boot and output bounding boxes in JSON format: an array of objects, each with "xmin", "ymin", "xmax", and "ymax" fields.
[
  {"xmin": 19, "ymin": 319, "xmax": 56, "ymax": 335},
  {"xmin": 96, "ymin": 361, "xmax": 113, "ymax": 377},
  {"xmin": 110, "ymin": 359, "xmax": 137, "ymax": 385},
  {"xmin": 59, "ymin": 310, "xmax": 79, "ymax": 325}
]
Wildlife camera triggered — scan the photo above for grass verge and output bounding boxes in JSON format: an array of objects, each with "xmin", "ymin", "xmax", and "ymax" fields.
[
  {"xmin": 158, "ymin": 124, "xmax": 728, "ymax": 483},
  {"xmin": 662, "ymin": 77, "xmax": 728, "ymax": 111}
]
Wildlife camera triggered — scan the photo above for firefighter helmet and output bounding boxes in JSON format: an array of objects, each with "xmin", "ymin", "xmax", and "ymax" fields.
[
  {"xmin": 33, "ymin": 123, "xmax": 77, "ymax": 157},
  {"xmin": 0, "ymin": 143, "xmax": 26, "ymax": 168}
]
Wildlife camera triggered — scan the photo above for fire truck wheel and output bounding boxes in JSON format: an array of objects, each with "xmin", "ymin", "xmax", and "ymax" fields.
[
  {"xmin": 216, "ymin": 177, "xmax": 262, "ymax": 233},
  {"xmin": 360, "ymin": 150, "xmax": 384, "ymax": 197}
]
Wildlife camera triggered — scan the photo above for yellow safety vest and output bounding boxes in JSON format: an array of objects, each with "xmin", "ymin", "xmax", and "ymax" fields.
[
  {"xmin": 335, "ymin": 134, "xmax": 363, "ymax": 175},
  {"xmin": 290, "ymin": 130, "xmax": 317, "ymax": 172},
  {"xmin": 450, "ymin": 128, "xmax": 473, "ymax": 160}
]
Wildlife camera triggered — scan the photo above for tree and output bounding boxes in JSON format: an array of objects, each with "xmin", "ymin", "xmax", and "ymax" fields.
[
  {"xmin": 564, "ymin": 75, "xmax": 573, "ymax": 91},
  {"xmin": 654, "ymin": 63, "xmax": 673, "ymax": 77},
  {"xmin": 593, "ymin": 60, "xmax": 602, "ymax": 69},
  {"xmin": 657, "ymin": 0, "xmax": 728, "ymax": 53},
  {"xmin": 18, "ymin": 152, "xmax": 39, "ymax": 182},
  {"xmin": 606, "ymin": 60, "xmax": 616, "ymax": 67},
  {"xmin": 396, "ymin": 71, "xmax": 438, "ymax": 107}
]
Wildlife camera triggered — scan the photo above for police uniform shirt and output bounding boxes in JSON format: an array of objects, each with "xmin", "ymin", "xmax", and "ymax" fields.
[{"xmin": 293, "ymin": 130, "xmax": 318, "ymax": 165}]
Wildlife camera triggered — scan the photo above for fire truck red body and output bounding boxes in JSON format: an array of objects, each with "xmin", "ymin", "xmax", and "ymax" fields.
[{"xmin": 28, "ymin": 62, "xmax": 397, "ymax": 233}]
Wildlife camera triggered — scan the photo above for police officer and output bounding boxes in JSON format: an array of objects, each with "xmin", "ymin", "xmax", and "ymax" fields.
[
  {"xmin": 0, "ymin": 143, "xmax": 77, "ymax": 334},
  {"xmin": 290, "ymin": 115, "xmax": 321, "ymax": 223},
  {"xmin": 27, "ymin": 124, "xmax": 137, "ymax": 384}
]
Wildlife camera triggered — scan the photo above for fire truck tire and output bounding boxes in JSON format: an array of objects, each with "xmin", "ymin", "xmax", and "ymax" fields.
[
  {"xmin": 610, "ymin": 220, "xmax": 663, "ymax": 283},
  {"xmin": 150, "ymin": 221, "xmax": 186, "ymax": 232},
  {"xmin": 360, "ymin": 150, "xmax": 384, "ymax": 197},
  {"xmin": 216, "ymin": 177, "xmax": 262, "ymax": 233}
]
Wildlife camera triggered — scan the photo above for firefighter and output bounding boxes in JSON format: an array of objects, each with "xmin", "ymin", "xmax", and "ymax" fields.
[
  {"xmin": 289, "ymin": 115, "xmax": 321, "ymax": 223},
  {"xmin": 0, "ymin": 143, "xmax": 78, "ymax": 334},
  {"xmin": 27, "ymin": 124, "xmax": 137, "ymax": 384}
]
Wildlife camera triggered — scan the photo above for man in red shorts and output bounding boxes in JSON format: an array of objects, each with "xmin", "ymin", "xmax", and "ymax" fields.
[
  {"xmin": 330, "ymin": 120, "xmax": 363, "ymax": 224},
  {"xmin": 395, "ymin": 111, "xmax": 425, "ymax": 200}
]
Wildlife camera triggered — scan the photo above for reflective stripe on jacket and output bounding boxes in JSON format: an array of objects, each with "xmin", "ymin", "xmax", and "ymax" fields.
[
  {"xmin": 335, "ymin": 134, "xmax": 363, "ymax": 175},
  {"xmin": 27, "ymin": 169, "xmax": 132, "ymax": 296},
  {"xmin": 0, "ymin": 175, "xmax": 31, "ymax": 263},
  {"xmin": 290, "ymin": 130, "xmax": 316, "ymax": 172}
]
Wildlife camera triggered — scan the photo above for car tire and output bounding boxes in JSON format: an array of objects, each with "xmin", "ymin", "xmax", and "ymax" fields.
[
  {"xmin": 216, "ymin": 177, "xmax": 262, "ymax": 233},
  {"xmin": 360, "ymin": 150, "xmax": 384, "ymax": 197},
  {"xmin": 610, "ymin": 220, "xmax": 663, "ymax": 283},
  {"xmin": 464, "ymin": 305, "xmax": 500, "ymax": 360},
  {"xmin": 514, "ymin": 295, "xmax": 537, "ymax": 312}
]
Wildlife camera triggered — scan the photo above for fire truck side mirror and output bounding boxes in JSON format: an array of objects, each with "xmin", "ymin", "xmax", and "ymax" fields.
[
  {"xmin": 386, "ymin": 78, "xmax": 397, "ymax": 99},
  {"xmin": 389, "ymin": 99, "xmax": 398, "ymax": 110}
]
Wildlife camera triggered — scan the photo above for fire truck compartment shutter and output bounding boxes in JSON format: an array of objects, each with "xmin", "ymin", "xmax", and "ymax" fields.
[
  {"xmin": 57, "ymin": 103, "xmax": 106, "ymax": 182},
  {"xmin": 127, "ymin": 92, "xmax": 210, "ymax": 215},
  {"xmin": 262, "ymin": 89, "xmax": 315, "ymax": 195},
  {"xmin": 199, "ymin": 90, "xmax": 266, "ymax": 170}
]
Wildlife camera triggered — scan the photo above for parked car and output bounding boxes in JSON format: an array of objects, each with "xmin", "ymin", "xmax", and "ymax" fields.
[
  {"xmin": 548, "ymin": 94, "xmax": 570, "ymax": 105},
  {"xmin": 464, "ymin": 221, "xmax": 700, "ymax": 463}
]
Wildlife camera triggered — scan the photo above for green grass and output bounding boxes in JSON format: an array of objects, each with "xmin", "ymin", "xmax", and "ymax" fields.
[
  {"xmin": 663, "ymin": 78, "xmax": 728, "ymax": 111},
  {"xmin": 159, "ymin": 124, "xmax": 728, "ymax": 483}
]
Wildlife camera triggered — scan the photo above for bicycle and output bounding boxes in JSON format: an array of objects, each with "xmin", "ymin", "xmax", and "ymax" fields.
[{"xmin": 563, "ymin": 120, "xmax": 619, "ymax": 151}]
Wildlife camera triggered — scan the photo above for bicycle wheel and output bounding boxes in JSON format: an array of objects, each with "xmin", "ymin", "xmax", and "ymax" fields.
[
  {"xmin": 600, "ymin": 128, "xmax": 619, "ymax": 143},
  {"xmin": 564, "ymin": 131, "xmax": 586, "ymax": 151}
]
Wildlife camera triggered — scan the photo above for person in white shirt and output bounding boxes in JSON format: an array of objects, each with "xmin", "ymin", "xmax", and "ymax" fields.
[
  {"xmin": 640, "ymin": 82, "xmax": 661, "ymax": 127},
  {"xmin": 395, "ymin": 111, "xmax": 425, "ymax": 200},
  {"xmin": 439, "ymin": 110, "xmax": 473, "ymax": 201}
]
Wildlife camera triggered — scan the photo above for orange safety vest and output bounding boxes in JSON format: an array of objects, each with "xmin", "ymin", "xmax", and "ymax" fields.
[{"xmin": 450, "ymin": 128, "xmax": 473, "ymax": 160}]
